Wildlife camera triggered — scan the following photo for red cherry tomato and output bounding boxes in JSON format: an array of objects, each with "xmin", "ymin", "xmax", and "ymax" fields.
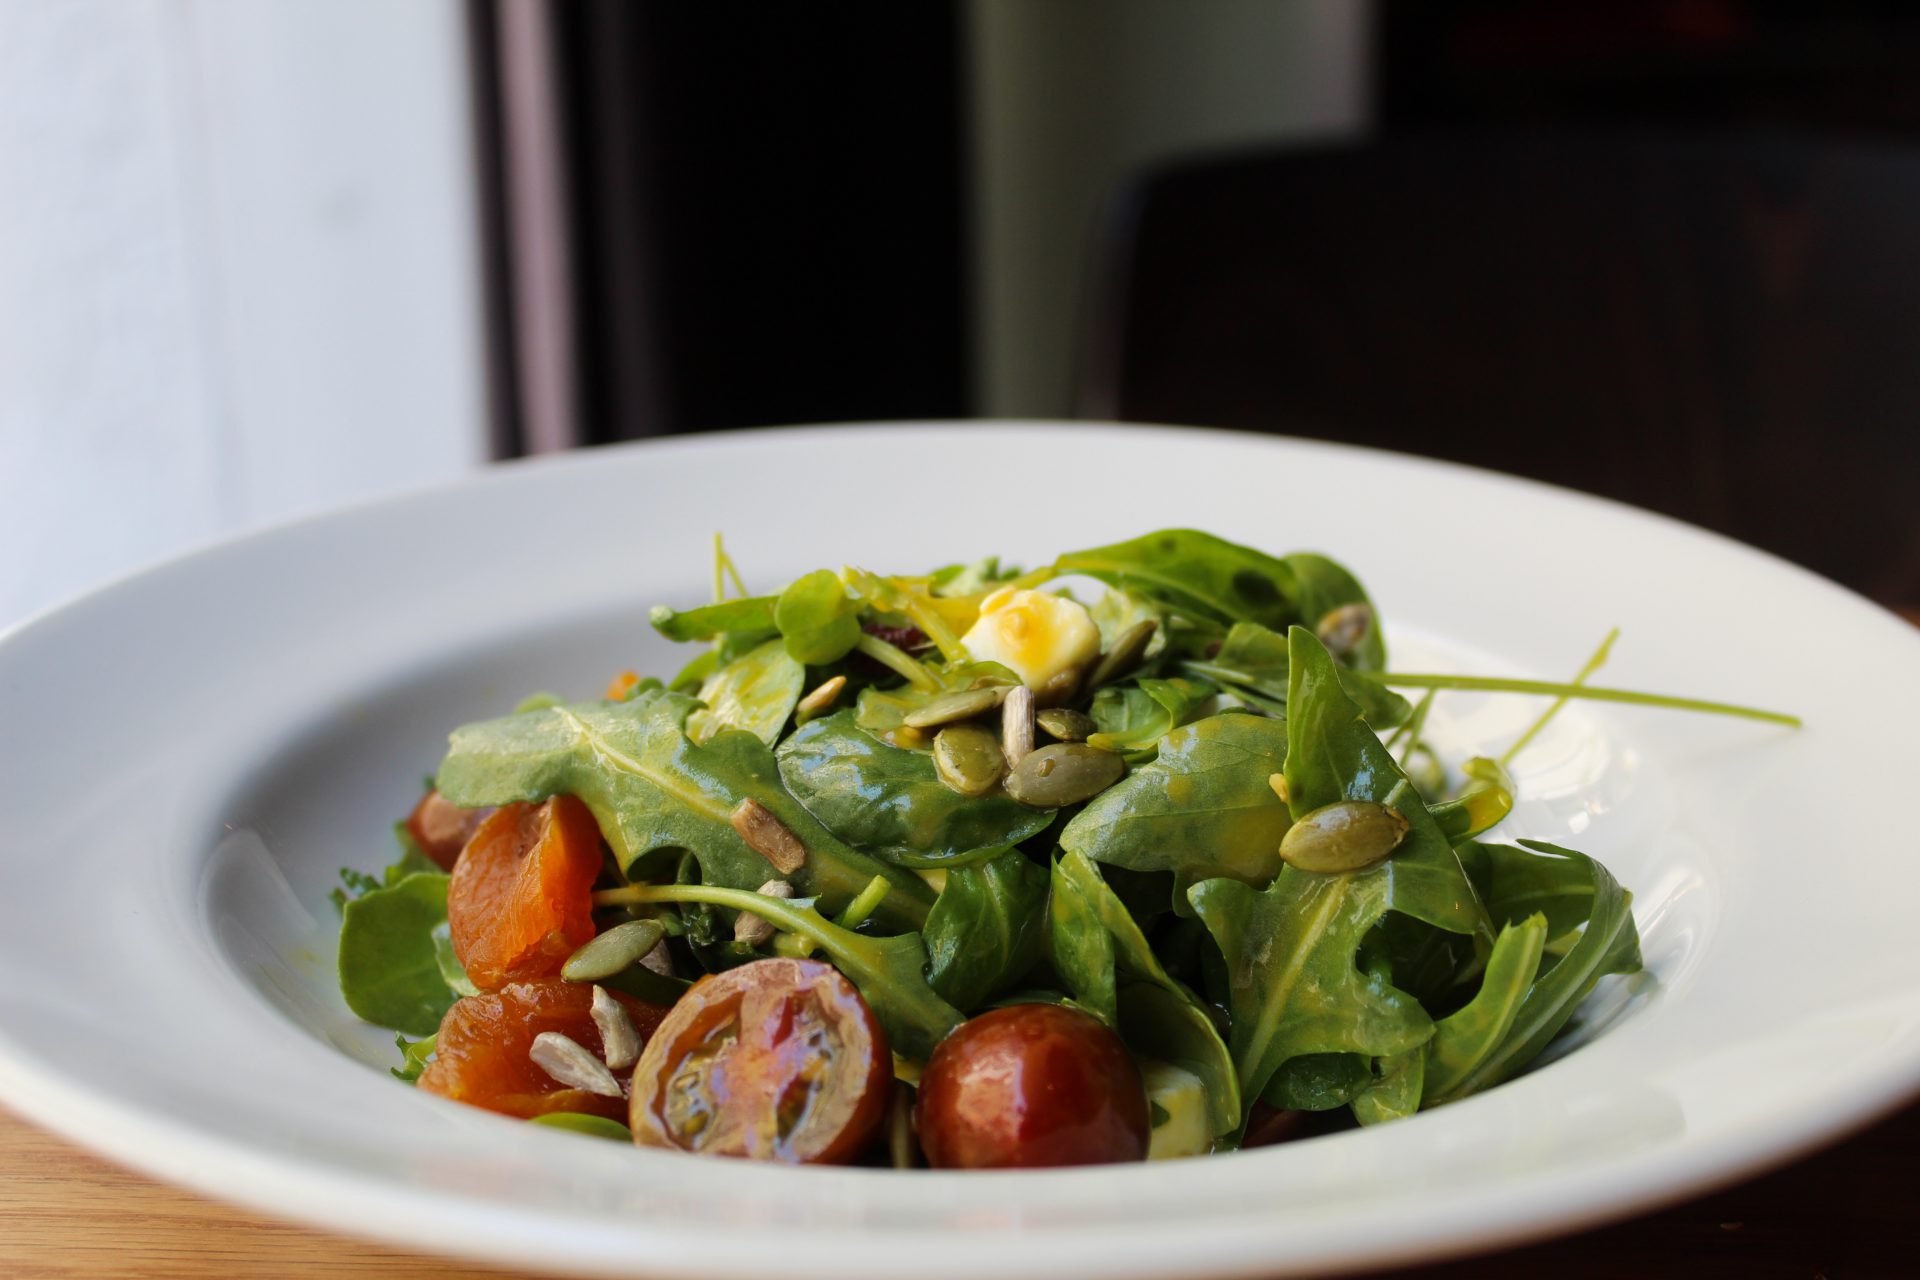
[
  {"xmin": 406, "ymin": 789, "xmax": 489, "ymax": 870},
  {"xmin": 418, "ymin": 979, "xmax": 666, "ymax": 1121},
  {"xmin": 915, "ymin": 1003, "xmax": 1149, "ymax": 1169},
  {"xmin": 629, "ymin": 957, "xmax": 891, "ymax": 1164},
  {"xmin": 447, "ymin": 797, "xmax": 602, "ymax": 990}
]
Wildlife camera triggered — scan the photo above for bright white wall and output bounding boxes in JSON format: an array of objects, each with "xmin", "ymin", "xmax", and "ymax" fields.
[
  {"xmin": 967, "ymin": 0, "xmax": 1371, "ymax": 418},
  {"xmin": 0, "ymin": 0, "xmax": 486, "ymax": 626}
]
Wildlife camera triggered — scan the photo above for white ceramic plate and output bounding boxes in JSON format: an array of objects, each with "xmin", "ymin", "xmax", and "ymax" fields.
[{"xmin": 2, "ymin": 423, "xmax": 1916, "ymax": 1278}]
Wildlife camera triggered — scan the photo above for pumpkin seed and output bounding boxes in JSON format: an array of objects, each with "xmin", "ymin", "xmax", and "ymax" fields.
[
  {"xmin": 903, "ymin": 686, "xmax": 1006, "ymax": 729},
  {"xmin": 1315, "ymin": 603, "xmax": 1374, "ymax": 659},
  {"xmin": 1034, "ymin": 665, "xmax": 1084, "ymax": 708},
  {"xmin": 933, "ymin": 723, "xmax": 1006, "ymax": 796},
  {"xmin": 1279, "ymin": 799, "xmax": 1408, "ymax": 874},
  {"xmin": 729, "ymin": 796, "xmax": 807, "ymax": 873},
  {"xmin": 1088, "ymin": 619, "xmax": 1158, "ymax": 689},
  {"xmin": 1001, "ymin": 685, "xmax": 1036, "ymax": 767},
  {"xmin": 1005, "ymin": 742, "xmax": 1126, "ymax": 808},
  {"xmin": 562, "ymin": 919, "xmax": 667, "ymax": 982},
  {"xmin": 1036, "ymin": 707, "xmax": 1097, "ymax": 742}
]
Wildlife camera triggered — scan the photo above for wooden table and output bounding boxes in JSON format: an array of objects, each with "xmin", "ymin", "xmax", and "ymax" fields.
[{"xmin": 4, "ymin": 1096, "xmax": 1914, "ymax": 1277}]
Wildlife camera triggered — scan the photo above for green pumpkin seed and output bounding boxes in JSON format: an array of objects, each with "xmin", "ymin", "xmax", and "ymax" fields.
[
  {"xmin": 903, "ymin": 686, "xmax": 1006, "ymax": 729},
  {"xmin": 1005, "ymin": 742, "xmax": 1126, "ymax": 808},
  {"xmin": 933, "ymin": 723, "xmax": 1006, "ymax": 796},
  {"xmin": 1278, "ymin": 800, "xmax": 1408, "ymax": 874},
  {"xmin": 561, "ymin": 919, "xmax": 667, "ymax": 982},
  {"xmin": 1088, "ymin": 619, "xmax": 1158, "ymax": 689},
  {"xmin": 1036, "ymin": 707, "xmax": 1097, "ymax": 742}
]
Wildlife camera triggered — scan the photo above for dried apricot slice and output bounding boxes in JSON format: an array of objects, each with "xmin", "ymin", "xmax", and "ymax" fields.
[
  {"xmin": 418, "ymin": 979, "xmax": 666, "ymax": 1121},
  {"xmin": 447, "ymin": 797, "xmax": 601, "ymax": 990}
]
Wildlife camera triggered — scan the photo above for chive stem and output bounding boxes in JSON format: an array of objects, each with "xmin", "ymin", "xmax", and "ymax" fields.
[
  {"xmin": 1499, "ymin": 628, "xmax": 1619, "ymax": 766},
  {"xmin": 857, "ymin": 634, "xmax": 943, "ymax": 692},
  {"xmin": 1376, "ymin": 672, "xmax": 1800, "ymax": 728}
]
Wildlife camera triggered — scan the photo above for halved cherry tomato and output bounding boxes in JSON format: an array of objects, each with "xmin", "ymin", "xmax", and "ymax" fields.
[
  {"xmin": 447, "ymin": 797, "xmax": 602, "ymax": 990},
  {"xmin": 915, "ymin": 1003, "xmax": 1149, "ymax": 1168},
  {"xmin": 418, "ymin": 979, "xmax": 666, "ymax": 1121},
  {"xmin": 406, "ymin": 789, "xmax": 489, "ymax": 870},
  {"xmin": 629, "ymin": 957, "xmax": 890, "ymax": 1164}
]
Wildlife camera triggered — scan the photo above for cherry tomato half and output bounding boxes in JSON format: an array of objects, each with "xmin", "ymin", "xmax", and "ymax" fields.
[
  {"xmin": 447, "ymin": 796, "xmax": 602, "ymax": 990},
  {"xmin": 629, "ymin": 957, "xmax": 891, "ymax": 1164},
  {"xmin": 418, "ymin": 979, "xmax": 666, "ymax": 1121},
  {"xmin": 915, "ymin": 1003, "xmax": 1149, "ymax": 1169},
  {"xmin": 406, "ymin": 789, "xmax": 489, "ymax": 870}
]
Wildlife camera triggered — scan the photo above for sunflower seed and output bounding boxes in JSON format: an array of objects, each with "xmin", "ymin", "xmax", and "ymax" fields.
[
  {"xmin": 733, "ymin": 879, "xmax": 795, "ymax": 946},
  {"xmin": 1001, "ymin": 684, "xmax": 1035, "ymax": 767},
  {"xmin": 529, "ymin": 1032, "xmax": 622, "ymax": 1097},
  {"xmin": 730, "ymin": 797, "xmax": 807, "ymax": 874},
  {"xmin": 591, "ymin": 984, "xmax": 644, "ymax": 1071},
  {"xmin": 795, "ymin": 674, "xmax": 848, "ymax": 724}
]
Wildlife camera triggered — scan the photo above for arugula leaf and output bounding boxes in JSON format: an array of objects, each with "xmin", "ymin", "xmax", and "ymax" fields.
[
  {"xmin": 1187, "ymin": 628, "xmax": 1489, "ymax": 1119},
  {"xmin": 777, "ymin": 711, "xmax": 1050, "ymax": 866},
  {"xmin": 338, "ymin": 871, "xmax": 456, "ymax": 1036},
  {"xmin": 1283, "ymin": 552, "xmax": 1386, "ymax": 671},
  {"xmin": 1459, "ymin": 838, "xmax": 1604, "ymax": 938},
  {"xmin": 687, "ymin": 638, "xmax": 805, "ymax": 746},
  {"xmin": 1060, "ymin": 712, "xmax": 1292, "ymax": 896},
  {"xmin": 435, "ymin": 689, "xmax": 934, "ymax": 930},
  {"xmin": 529, "ymin": 1112, "xmax": 633, "ymax": 1141},
  {"xmin": 923, "ymin": 850, "xmax": 1048, "ymax": 1008},
  {"xmin": 1421, "ymin": 913, "xmax": 1548, "ymax": 1104},
  {"xmin": 1351, "ymin": 1047, "xmax": 1425, "ymax": 1126},
  {"xmin": 1057, "ymin": 529, "xmax": 1302, "ymax": 631},
  {"xmin": 1182, "ymin": 620, "xmax": 1410, "ymax": 729},
  {"xmin": 1262, "ymin": 1052, "xmax": 1374, "ymax": 1111},
  {"xmin": 1046, "ymin": 853, "xmax": 1117, "ymax": 1025},
  {"xmin": 649, "ymin": 596, "xmax": 777, "ymax": 642},
  {"xmin": 600, "ymin": 882, "xmax": 962, "ymax": 1059},
  {"xmin": 1052, "ymin": 851, "xmax": 1240, "ymax": 1134},
  {"xmin": 1425, "ymin": 842, "xmax": 1641, "ymax": 1104},
  {"xmin": 1429, "ymin": 757, "xmax": 1515, "ymax": 842},
  {"xmin": 430, "ymin": 920, "xmax": 479, "ymax": 997},
  {"xmin": 1085, "ymin": 677, "xmax": 1217, "ymax": 758}
]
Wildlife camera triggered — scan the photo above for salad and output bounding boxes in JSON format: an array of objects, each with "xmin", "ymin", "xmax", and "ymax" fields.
[{"xmin": 333, "ymin": 529, "xmax": 1794, "ymax": 1167}]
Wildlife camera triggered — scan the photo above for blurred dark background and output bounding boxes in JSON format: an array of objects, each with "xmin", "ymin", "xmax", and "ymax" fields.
[{"xmin": 472, "ymin": 0, "xmax": 1920, "ymax": 600}]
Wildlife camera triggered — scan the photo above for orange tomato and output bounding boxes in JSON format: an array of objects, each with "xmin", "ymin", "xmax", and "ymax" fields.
[
  {"xmin": 447, "ymin": 797, "xmax": 602, "ymax": 990},
  {"xmin": 605, "ymin": 670, "xmax": 642, "ymax": 700},
  {"xmin": 418, "ymin": 980, "xmax": 666, "ymax": 1121}
]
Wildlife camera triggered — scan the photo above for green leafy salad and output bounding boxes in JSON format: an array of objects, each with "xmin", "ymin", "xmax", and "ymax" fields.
[{"xmin": 333, "ymin": 529, "xmax": 1795, "ymax": 1167}]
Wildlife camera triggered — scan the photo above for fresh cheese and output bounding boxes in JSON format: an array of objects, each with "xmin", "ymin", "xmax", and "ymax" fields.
[
  {"xmin": 959, "ymin": 587, "xmax": 1100, "ymax": 690},
  {"xmin": 1141, "ymin": 1059, "xmax": 1212, "ymax": 1160}
]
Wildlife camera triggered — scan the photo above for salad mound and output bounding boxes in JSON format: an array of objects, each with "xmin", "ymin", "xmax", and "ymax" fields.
[{"xmin": 334, "ymin": 528, "xmax": 1791, "ymax": 1167}]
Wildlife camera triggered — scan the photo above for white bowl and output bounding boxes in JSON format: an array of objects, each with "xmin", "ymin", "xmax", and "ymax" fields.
[{"xmin": 1, "ymin": 423, "xmax": 1914, "ymax": 1278}]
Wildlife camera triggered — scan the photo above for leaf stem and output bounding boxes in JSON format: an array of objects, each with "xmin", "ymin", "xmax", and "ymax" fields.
[
  {"xmin": 856, "ymin": 634, "xmax": 943, "ymax": 693},
  {"xmin": 1499, "ymin": 628, "xmax": 1618, "ymax": 767},
  {"xmin": 1376, "ymin": 672, "xmax": 1800, "ymax": 728}
]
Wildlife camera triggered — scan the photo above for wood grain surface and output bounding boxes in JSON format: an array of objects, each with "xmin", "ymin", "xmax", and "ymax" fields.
[{"xmin": 4, "ymin": 1096, "xmax": 1915, "ymax": 1278}]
